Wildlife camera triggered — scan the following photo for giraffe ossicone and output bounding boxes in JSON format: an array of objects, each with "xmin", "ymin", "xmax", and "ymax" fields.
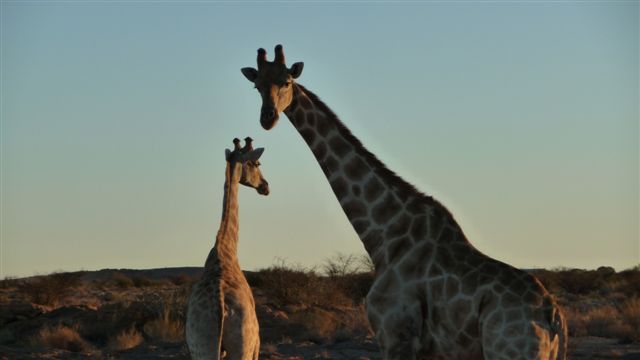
[
  {"xmin": 186, "ymin": 137, "xmax": 267, "ymax": 360},
  {"xmin": 241, "ymin": 45, "xmax": 568, "ymax": 360}
]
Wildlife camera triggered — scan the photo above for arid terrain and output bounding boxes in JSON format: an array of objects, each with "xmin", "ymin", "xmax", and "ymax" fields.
[{"xmin": 1, "ymin": 257, "xmax": 639, "ymax": 359}]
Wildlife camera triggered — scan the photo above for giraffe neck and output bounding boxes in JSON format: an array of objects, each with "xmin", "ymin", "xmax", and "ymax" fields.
[
  {"xmin": 204, "ymin": 162, "xmax": 242, "ymax": 273},
  {"xmin": 284, "ymin": 84, "xmax": 465, "ymax": 270}
]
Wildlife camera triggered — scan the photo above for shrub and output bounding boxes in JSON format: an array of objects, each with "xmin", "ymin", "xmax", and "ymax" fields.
[
  {"xmin": 110, "ymin": 273, "xmax": 135, "ymax": 288},
  {"xmin": 252, "ymin": 256, "xmax": 374, "ymax": 308},
  {"xmin": 142, "ymin": 291, "xmax": 186, "ymax": 343},
  {"xmin": 170, "ymin": 273, "xmax": 195, "ymax": 286},
  {"xmin": 252, "ymin": 260, "xmax": 324, "ymax": 306},
  {"xmin": 30, "ymin": 325, "xmax": 93, "ymax": 352},
  {"xmin": 143, "ymin": 308, "xmax": 184, "ymax": 343},
  {"xmin": 621, "ymin": 297, "xmax": 640, "ymax": 342},
  {"xmin": 567, "ymin": 305, "xmax": 634, "ymax": 340},
  {"xmin": 107, "ymin": 327, "xmax": 143, "ymax": 351},
  {"xmin": 18, "ymin": 272, "xmax": 83, "ymax": 307},
  {"xmin": 131, "ymin": 275, "xmax": 159, "ymax": 288}
]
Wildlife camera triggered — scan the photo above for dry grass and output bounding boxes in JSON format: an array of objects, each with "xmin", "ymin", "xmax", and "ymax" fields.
[
  {"xmin": 107, "ymin": 327, "xmax": 144, "ymax": 351},
  {"xmin": 142, "ymin": 291, "xmax": 186, "ymax": 343},
  {"xmin": 566, "ymin": 305, "xmax": 635, "ymax": 341},
  {"xmin": 621, "ymin": 297, "xmax": 640, "ymax": 342},
  {"xmin": 30, "ymin": 325, "xmax": 93, "ymax": 352},
  {"xmin": 143, "ymin": 309, "xmax": 184, "ymax": 342}
]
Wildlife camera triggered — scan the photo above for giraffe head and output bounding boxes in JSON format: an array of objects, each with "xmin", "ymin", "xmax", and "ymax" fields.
[
  {"xmin": 241, "ymin": 44, "xmax": 304, "ymax": 130},
  {"xmin": 225, "ymin": 137, "xmax": 269, "ymax": 195}
]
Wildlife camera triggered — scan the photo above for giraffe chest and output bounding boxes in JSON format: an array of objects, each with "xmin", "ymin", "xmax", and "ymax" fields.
[{"xmin": 365, "ymin": 269, "xmax": 484, "ymax": 359}]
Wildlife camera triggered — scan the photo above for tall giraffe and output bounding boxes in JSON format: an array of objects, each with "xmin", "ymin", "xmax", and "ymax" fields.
[
  {"xmin": 186, "ymin": 137, "xmax": 268, "ymax": 360},
  {"xmin": 241, "ymin": 45, "xmax": 567, "ymax": 360}
]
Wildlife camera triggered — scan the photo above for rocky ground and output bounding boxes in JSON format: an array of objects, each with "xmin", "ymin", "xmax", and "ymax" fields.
[{"xmin": 1, "ymin": 266, "xmax": 639, "ymax": 359}]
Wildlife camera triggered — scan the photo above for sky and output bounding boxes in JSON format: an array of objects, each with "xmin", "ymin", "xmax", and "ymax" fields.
[{"xmin": 1, "ymin": 1, "xmax": 638, "ymax": 278}]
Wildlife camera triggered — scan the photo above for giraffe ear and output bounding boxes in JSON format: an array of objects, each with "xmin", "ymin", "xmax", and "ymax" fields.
[
  {"xmin": 241, "ymin": 67, "xmax": 258, "ymax": 82},
  {"xmin": 243, "ymin": 148, "xmax": 264, "ymax": 162},
  {"xmin": 225, "ymin": 149, "xmax": 231, "ymax": 161},
  {"xmin": 289, "ymin": 62, "xmax": 304, "ymax": 79}
]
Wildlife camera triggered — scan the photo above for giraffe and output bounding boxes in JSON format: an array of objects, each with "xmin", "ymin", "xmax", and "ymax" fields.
[
  {"xmin": 240, "ymin": 45, "xmax": 568, "ymax": 360},
  {"xmin": 186, "ymin": 137, "xmax": 268, "ymax": 360}
]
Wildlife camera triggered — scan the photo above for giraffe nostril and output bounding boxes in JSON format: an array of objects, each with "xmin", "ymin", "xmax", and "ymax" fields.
[
  {"xmin": 261, "ymin": 107, "xmax": 275, "ymax": 119},
  {"xmin": 257, "ymin": 182, "xmax": 269, "ymax": 195}
]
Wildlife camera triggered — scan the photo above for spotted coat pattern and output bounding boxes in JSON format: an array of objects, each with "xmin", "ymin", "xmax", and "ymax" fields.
[{"xmin": 280, "ymin": 84, "xmax": 568, "ymax": 360}]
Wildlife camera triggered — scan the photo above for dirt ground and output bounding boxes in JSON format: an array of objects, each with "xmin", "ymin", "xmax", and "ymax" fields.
[{"xmin": 2, "ymin": 336, "xmax": 640, "ymax": 359}]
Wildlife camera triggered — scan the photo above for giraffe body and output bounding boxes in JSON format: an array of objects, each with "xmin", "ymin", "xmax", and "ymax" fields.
[
  {"xmin": 186, "ymin": 138, "xmax": 267, "ymax": 360},
  {"xmin": 241, "ymin": 46, "xmax": 568, "ymax": 359}
]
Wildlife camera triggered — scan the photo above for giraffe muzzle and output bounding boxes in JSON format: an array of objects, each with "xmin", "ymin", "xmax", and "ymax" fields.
[
  {"xmin": 257, "ymin": 181, "xmax": 270, "ymax": 195},
  {"xmin": 260, "ymin": 107, "xmax": 278, "ymax": 130}
]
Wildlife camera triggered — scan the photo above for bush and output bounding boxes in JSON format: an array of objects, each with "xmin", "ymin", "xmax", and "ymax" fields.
[
  {"xmin": 30, "ymin": 325, "xmax": 93, "ymax": 352},
  {"xmin": 107, "ymin": 327, "xmax": 143, "ymax": 351},
  {"xmin": 18, "ymin": 272, "xmax": 83, "ymax": 307},
  {"xmin": 142, "ymin": 291, "xmax": 186, "ymax": 343},
  {"xmin": 621, "ymin": 297, "xmax": 640, "ymax": 342},
  {"xmin": 110, "ymin": 273, "xmax": 135, "ymax": 288}
]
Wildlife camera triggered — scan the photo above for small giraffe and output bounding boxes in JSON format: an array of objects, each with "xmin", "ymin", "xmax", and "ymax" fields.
[
  {"xmin": 186, "ymin": 137, "xmax": 268, "ymax": 360},
  {"xmin": 241, "ymin": 45, "xmax": 568, "ymax": 360}
]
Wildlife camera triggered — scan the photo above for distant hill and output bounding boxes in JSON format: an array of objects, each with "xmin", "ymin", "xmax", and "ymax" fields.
[{"xmin": 81, "ymin": 267, "xmax": 204, "ymax": 281}]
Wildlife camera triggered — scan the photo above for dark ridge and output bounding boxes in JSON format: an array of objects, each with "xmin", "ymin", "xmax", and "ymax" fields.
[{"xmin": 294, "ymin": 83, "xmax": 457, "ymax": 221}]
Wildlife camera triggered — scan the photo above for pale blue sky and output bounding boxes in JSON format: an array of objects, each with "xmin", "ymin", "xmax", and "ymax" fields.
[{"xmin": 1, "ymin": 1, "xmax": 638, "ymax": 277}]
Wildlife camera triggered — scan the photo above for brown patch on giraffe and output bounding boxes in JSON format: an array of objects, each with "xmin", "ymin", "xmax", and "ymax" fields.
[
  {"xmin": 429, "ymin": 263, "xmax": 444, "ymax": 277},
  {"xmin": 398, "ymin": 244, "xmax": 431, "ymax": 279},
  {"xmin": 312, "ymin": 141, "xmax": 327, "ymax": 161},
  {"xmin": 510, "ymin": 275, "xmax": 529, "ymax": 295},
  {"xmin": 306, "ymin": 111, "xmax": 316, "ymax": 127},
  {"xmin": 406, "ymin": 197, "xmax": 425, "ymax": 215},
  {"xmin": 363, "ymin": 229, "xmax": 384, "ymax": 255},
  {"xmin": 429, "ymin": 278, "xmax": 445, "ymax": 300},
  {"xmin": 504, "ymin": 308, "xmax": 522, "ymax": 324},
  {"xmin": 445, "ymin": 276, "xmax": 461, "ymax": 300},
  {"xmin": 300, "ymin": 128, "xmax": 316, "ymax": 144},
  {"xmin": 328, "ymin": 135, "xmax": 352, "ymax": 157},
  {"xmin": 463, "ymin": 317, "xmax": 480, "ymax": 338},
  {"xmin": 330, "ymin": 177, "xmax": 349, "ymax": 199},
  {"xmin": 343, "ymin": 199, "xmax": 367, "ymax": 220},
  {"xmin": 351, "ymin": 184, "xmax": 361, "ymax": 197},
  {"xmin": 367, "ymin": 270, "xmax": 399, "ymax": 310},
  {"xmin": 299, "ymin": 94, "xmax": 312, "ymax": 110},
  {"xmin": 372, "ymin": 192, "xmax": 402, "ymax": 225},
  {"xmin": 343, "ymin": 156, "xmax": 369, "ymax": 181},
  {"xmin": 466, "ymin": 253, "xmax": 485, "ymax": 269},
  {"xmin": 292, "ymin": 110, "xmax": 306, "ymax": 127},
  {"xmin": 428, "ymin": 206, "xmax": 447, "ymax": 239},
  {"xmin": 385, "ymin": 236, "xmax": 411, "ymax": 263},
  {"xmin": 319, "ymin": 155, "xmax": 339, "ymax": 177},
  {"xmin": 364, "ymin": 176, "xmax": 384, "ymax": 202},
  {"xmin": 523, "ymin": 290, "xmax": 542, "ymax": 305},
  {"xmin": 484, "ymin": 310, "xmax": 505, "ymax": 332},
  {"xmin": 501, "ymin": 291, "xmax": 522, "ymax": 309},
  {"xmin": 410, "ymin": 215, "xmax": 428, "ymax": 242},
  {"xmin": 438, "ymin": 225, "xmax": 460, "ymax": 244},
  {"xmin": 352, "ymin": 219, "xmax": 370, "ymax": 234},
  {"xmin": 493, "ymin": 283, "xmax": 506, "ymax": 294},
  {"xmin": 435, "ymin": 246, "xmax": 454, "ymax": 270},
  {"xmin": 316, "ymin": 114, "xmax": 332, "ymax": 136},
  {"xmin": 385, "ymin": 213, "xmax": 411, "ymax": 239},
  {"xmin": 504, "ymin": 322, "xmax": 525, "ymax": 338},
  {"xmin": 456, "ymin": 332, "xmax": 473, "ymax": 349}
]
